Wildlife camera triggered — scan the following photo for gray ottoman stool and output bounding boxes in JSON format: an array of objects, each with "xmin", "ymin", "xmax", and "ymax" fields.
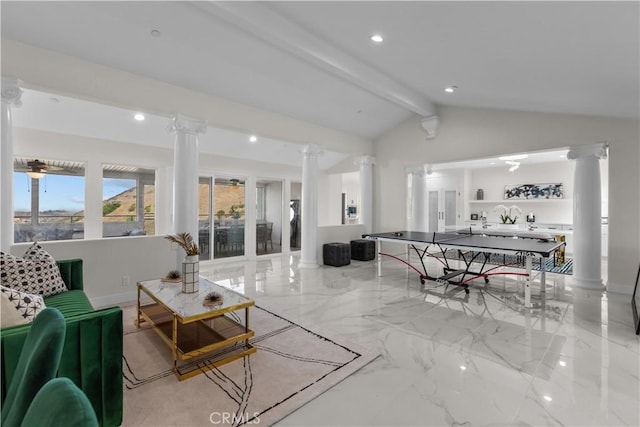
[
  {"xmin": 350, "ymin": 239, "xmax": 376, "ymax": 261},
  {"xmin": 323, "ymin": 242, "xmax": 351, "ymax": 267}
]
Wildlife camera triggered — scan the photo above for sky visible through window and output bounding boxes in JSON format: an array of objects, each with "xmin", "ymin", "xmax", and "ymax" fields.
[{"xmin": 13, "ymin": 173, "xmax": 134, "ymax": 212}]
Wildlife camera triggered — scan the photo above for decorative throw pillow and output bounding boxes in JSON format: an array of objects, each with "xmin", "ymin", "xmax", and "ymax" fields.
[
  {"xmin": 0, "ymin": 243, "xmax": 68, "ymax": 297},
  {"xmin": 0, "ymin": 285, "xmax": 46, "ymax": 327}
]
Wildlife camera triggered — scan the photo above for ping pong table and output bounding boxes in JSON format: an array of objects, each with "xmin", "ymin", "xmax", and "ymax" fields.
[{"xmin": 363, "ymin": 229, "xmax": 565, "ymax": 308}]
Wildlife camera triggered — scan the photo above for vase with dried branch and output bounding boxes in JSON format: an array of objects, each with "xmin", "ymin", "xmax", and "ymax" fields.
[{"xmin": 165, "ymin": 232, "xmax": 200, "ymax": 293}]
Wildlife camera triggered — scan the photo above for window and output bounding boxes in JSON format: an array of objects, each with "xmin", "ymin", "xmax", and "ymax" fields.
[
  {"xmin": 256, "ymin": 185, "xmax": 266, "ymax": 221},
  {"xmin": 290, "ymin": 182, "xmax": 301, "ymax": 251},
  {"xmin": 199, "ymin": 177, "xmax": 212, "ymax": 260},
  {"xmin": 13, "ymin": 158, "xmax": 86, "ymax": 243},
  {"xmin": 213, "ymin": 177, "xmax": 246, "ymax": 258},
  {"xmin": 102, "ymin": 164, "xmax": 155, "ymax": 237},
  {"xmin": 256, "ymin": 179, "xmax": 282, "ymax": 255}
]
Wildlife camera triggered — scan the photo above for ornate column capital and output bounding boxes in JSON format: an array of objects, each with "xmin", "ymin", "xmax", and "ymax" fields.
[
  {"xmin": 1, "ymin": 77, "xmax": 23, "ymax": 107},
  {"xmin": 567, "ymin": 143, "xmax": 607, "ymax": 160},
  {"xmin": 420, "ymin": 115, "xmax": 440, "ymax": 140},
  {"xmin": 406, "ymin": 164, "xmax": 429, "ymax": 176},
  {"xmin": 168, "ymin": 113, "xmax": 207, "ymax": 135},
  {"xmin": 301, "ymin": 143, "xmax": 323, "ymax": 157},
  {"xmin": 354, "ymin": 155, "xmax": 376, "ymax": 167}
]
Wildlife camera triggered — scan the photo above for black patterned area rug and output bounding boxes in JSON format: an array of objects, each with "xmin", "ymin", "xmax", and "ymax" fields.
[
  {"xmin": 433, "ymin": 251, "xmax": 574, "ymax": 275},
  {"xmin": 121, "ymin": 305, "xmax": 378, "ymax": 427}
]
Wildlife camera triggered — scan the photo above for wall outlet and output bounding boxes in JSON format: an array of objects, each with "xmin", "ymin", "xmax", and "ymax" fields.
[{"xmin": 122, "ymin": 276, "xmax": 130, "ymax": 287}]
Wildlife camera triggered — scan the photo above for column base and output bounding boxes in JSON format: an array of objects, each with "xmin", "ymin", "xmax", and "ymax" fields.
[
  {"xmin": 298, "ymin": 260, "xmax": 319, "ymax": 269},
  {"xmin": 572, "ymin": 275, "xmax": 604, "ymax": 290}
]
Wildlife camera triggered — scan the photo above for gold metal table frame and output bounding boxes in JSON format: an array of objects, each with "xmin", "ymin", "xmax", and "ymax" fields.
[{"xmin": 137, "ymin": 278, "xmax": 256, "ymax": 381}]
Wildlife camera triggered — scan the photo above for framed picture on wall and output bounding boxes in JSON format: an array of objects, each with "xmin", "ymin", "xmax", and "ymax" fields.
[
  {"xmin": 504, "ymin": 183, "xmax": 564, "ymax": 200},
  {"xmin": 632, "ymin": 262, "xmax": 640, "ymax": 335}
]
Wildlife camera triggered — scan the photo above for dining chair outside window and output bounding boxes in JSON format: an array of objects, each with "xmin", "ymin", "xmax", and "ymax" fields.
[
  {"xmin": 215, "ymin": 228, "xmax": 228, "ymax": 254},
  {"xmin": 256, "ymin": 223, "xmax": 268, "ymax": 252},
  {"xmin": 265, "ymin": 222, "xmax": 273, "ymax": 250},
  {"xmin": 228, "ymin": 225, "xmax": 244, "ymax": 254}
]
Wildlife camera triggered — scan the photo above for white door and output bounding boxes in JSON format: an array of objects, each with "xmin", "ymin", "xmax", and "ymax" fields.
[
  {"xmin": 428, "ymin": 190, "xmax": 439, "ymax": 231},
  {"xmin": 426, "ymin": 176, "xmax": 460, "ymax": 231},
  {"xmin": 444, "ymin": 189, "xmax": 458, "ymax": 229}
]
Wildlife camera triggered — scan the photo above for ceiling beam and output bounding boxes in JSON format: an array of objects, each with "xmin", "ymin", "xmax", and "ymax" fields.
[{"xmin": 192, "ymin": 1, "xmax": 436, "ymax": 117}]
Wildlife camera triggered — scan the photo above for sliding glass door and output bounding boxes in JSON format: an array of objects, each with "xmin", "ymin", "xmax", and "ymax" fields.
[
  {"xmin": 256, "ymin": 179, "xmax": 283, "ymax": 255},
  {"xmin": 214, "ymin": 176, "xmax": 246, "ymax": 258},
  {"xmin": 198, "ymin": 177, "xmax": 212, "ymax": 260},
  {"xmin": 290, "ymin": 181, "xmax": 301, "ymax": 251}
]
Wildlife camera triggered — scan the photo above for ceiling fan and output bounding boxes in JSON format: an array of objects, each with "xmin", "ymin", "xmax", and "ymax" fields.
[{"xmin": 15, "ymin": 159, "xmax": 64, "ymax": 179}]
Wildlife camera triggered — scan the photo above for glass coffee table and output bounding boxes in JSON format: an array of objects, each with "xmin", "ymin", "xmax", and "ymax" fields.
[{"xmin": 137, "ymin": 277, "xmax": 255, "ymax": 381}]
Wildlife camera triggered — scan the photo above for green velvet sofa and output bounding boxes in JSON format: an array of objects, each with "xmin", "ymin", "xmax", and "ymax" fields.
[{"xmin": 1, "ymin": 259, "xmax": 123, "ymax": 427}]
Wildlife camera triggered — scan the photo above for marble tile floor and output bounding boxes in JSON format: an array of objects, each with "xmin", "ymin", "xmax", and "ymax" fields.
[{"xmin": 198, "ymin": 254, "xmax": 639, "ymax": 427}]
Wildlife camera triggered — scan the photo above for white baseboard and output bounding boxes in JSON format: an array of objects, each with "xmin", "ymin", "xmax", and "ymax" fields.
[
  {"xmin": 90, "ymin": 290, "xmax": 136, "ymax": 308},
  {"xmin": 606, "ymin": 281, "xmax": 634, "ymax": 296}
]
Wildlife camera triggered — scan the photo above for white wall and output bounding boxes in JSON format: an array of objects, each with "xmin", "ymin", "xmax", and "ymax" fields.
[
  {"xmin": 290, "ymin": 182, "xmax": 302, "ymax": 200},
  {"xmin": 325, "ymin": 174, "xmax": 342, "ymax": 226},
  {"xmin": 375, "ymin": 106, "xmax": 639, "ymax": 295},
  {"xmin": 468, "ymin": 162, "xmax": 576, "ymax": 224},
  {"xmin": 10, "ymin": 236, "xmax": 175, "ymax": 307},
  {"xmin": 342, "ymin": 171, "xmax": 359, "ymax": 214},
  {"xmin": 320, "ymin": 171, "xmax": 360, "ymax": 227}
]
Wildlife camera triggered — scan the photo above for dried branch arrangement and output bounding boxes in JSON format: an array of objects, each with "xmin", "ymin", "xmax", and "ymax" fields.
[{"xmin": 165, "ymin": 232, "xmax": 199, "ymax": 256}]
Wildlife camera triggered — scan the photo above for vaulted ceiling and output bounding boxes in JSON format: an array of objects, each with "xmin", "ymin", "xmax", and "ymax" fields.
[{"xmin": 2, "ymin": 1, "xmax": 638, "ymax": 143}]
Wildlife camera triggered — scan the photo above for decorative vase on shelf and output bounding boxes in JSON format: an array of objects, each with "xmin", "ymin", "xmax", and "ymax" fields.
[
  {"xmin": 182, "ymin": 255, "xmax": 199, "ymax": 293},
  {"xmin": 476, "ymin": 189, "xmax": 484, "ymax": 200}
]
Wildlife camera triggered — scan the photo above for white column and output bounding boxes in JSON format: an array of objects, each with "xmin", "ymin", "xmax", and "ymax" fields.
[
  {"xmin": 355, "ymin": 155, "xmax": 375, "ymax": 234},
  {"xmin": 299, "ymin": 144, "xmax": 322, "ymax": 268},
  {"xmin": 567, "ymin": 143, "xmax": 607, "ymax": 289},
  {"xmin": 1, "ymin": 78, "xmax": 23, "ymax": 251},
  {"xmin": 282, "ymin": 179, "xmax": 291, "ymax": 254},
  {"xmin": 83, "ymin": 159, "xmax": 103, "ymax": 239},
  {"xmin": 243, "ymin": 175, "xmax": 256, "ymax": 258},
  {"xmin": 407, "ymin": 166, "xmax": 427, "ymax": 231},
  {"xmin": 168, "ymin": 114, "xmax": 206, "ymax": 241}
]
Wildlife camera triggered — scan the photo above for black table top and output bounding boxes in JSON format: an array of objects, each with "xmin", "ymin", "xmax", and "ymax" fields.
[{"xmin": 363, "ymin": 230, "xmax": 564, "ymax": 257}]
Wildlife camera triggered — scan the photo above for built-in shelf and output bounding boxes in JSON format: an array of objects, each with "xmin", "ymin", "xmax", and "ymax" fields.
[{"xmin": 468, "ymin": 199, "xmax": 572, "ymax": 203}]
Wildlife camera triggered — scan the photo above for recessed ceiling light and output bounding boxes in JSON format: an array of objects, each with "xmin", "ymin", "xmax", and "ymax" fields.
[
  {"xmin": 445, "ymin": 86, "xmax": 458, "ymax": 93},
  {"xmin": 370, "ymin": 34, "xmax": 383, "ymax": 43},
  {"xmin": 249, "ymin": 135, "xmax": 257, "ymax": 143},
  {"xmin": 559, "ymin": 360, "xmax": 567, "ymax": 367},
  {"xmin": 543, "ymin": 395, "xmax": 553, "ymax": 402},
  {"xmin": 499, "ymin": 154, "xmax": 528, "ymax": 161},
  {"xmin": 151, "ymin": 29, "xmax": 161, "ymax": 37},
  {"xmin": 459, "ymin": 365, "xmax": 467, "ymax": 371},
  {"xmin": 134, "ymin": 113, "xmax": 145, "ymax": 121}
]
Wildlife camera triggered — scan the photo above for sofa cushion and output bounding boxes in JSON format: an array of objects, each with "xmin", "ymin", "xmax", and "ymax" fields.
[
  {"xmin": 44, "ymin": 290, "xmax": 93, "ymax": 318},
  {"xmin": 0, "ymin": 286, "xmax": 46, "ymax": 327},
  {"xmin": 1, "ymin": 244, "xmax": 68, "ymax": 297}
]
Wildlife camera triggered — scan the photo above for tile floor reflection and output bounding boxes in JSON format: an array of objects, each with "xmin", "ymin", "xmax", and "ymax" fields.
[{"xmin": 199, "ymin": 254, "xmax": 639, "ymax": 426}]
